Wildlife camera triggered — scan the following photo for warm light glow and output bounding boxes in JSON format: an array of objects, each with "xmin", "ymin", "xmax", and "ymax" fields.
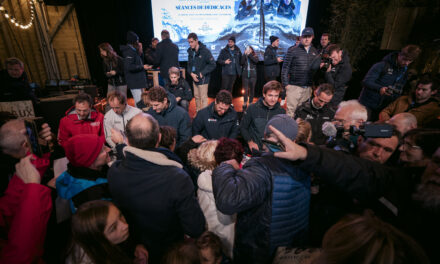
[
  {"xmin": 1, "ymin": 2, "xmax": 34, "ymax": 30},
  {"xmin": 241, "ymin": 89, "xmax": 245, "ymax": 95}
]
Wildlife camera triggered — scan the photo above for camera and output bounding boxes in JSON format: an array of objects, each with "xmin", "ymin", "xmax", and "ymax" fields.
[
  {"xmin": 386, "ymin": 85, "xmax": 403, "ymax": 96},
  {"xmin": 321, "ymin": 54, "xmax": 333, "ymax": 71},
  {"xmin": 349, "ymin": 123, "xmax": 393, "ymax": 138}
]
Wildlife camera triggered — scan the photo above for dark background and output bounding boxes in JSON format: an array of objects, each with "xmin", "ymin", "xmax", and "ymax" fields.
[{"xmin": 68, "ymin": 0, "xmax": 335, "ymax": 98}]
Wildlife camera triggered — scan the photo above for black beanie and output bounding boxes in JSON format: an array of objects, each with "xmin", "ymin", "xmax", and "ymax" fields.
[
  {"xmin": 127, "ymin": 31, "xmax": 139, "ymax": 45},
  {"xmin": 270, "ymin": 36, "xmax": 279, "ymax": 44},
  {"xmin": 229, "ymin": 36, "xmax": 236, "ymax": 43}
]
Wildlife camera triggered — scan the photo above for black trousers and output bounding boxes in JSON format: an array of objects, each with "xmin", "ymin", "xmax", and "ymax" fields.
[
  {"xmin": 243, "ymin": 76, "xmax": 257, "ymax": 105},
  {"xmin": 222, "ymin": 74, "xmax": 237, "ymax": 93}
]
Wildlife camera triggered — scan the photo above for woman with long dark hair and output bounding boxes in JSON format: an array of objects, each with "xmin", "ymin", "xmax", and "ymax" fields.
[
  {"xmin": 98, "ymin": 43, "xmax": 127, "ymax": 97},
  {"xmin": 241, "ymin": 45, "xmax": 258, "ymax": 111},
  {"xmin": 67, "ymin": 200, "xmax": 148, "ymax": 264}
]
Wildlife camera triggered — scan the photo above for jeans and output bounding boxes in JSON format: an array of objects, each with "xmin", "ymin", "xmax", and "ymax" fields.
[{"xmin": 242, "ymin": 76, "xmax": 256, "ymax": 106}]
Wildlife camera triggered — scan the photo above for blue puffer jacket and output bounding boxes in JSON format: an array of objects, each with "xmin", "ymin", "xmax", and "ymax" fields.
[
  {"xmin": 187, "ymin": 42, "xmax": 216, "ymax": 85},
  {"xmin": 359, "ymin": 52, "xmax": 408, "ymax": 111},
  {"xmin": 147, "ymin": 93, "xmax": 191, "ymax": 146},
  {"xmin": 212, "ymin": 154, "xmax": 310, "ymax": 264},
  {"xmin": 281, "ymin": 44, "xmax": 320, "ymax": 87},
  {"xmin": 120, "ymin": 44, "xmax": 147, "ymax": 89}
]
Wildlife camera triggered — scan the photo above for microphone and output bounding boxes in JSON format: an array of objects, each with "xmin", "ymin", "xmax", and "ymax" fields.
[{"xmin": 322, "ymin": 121, "xmax": 337, "ymax": 137}]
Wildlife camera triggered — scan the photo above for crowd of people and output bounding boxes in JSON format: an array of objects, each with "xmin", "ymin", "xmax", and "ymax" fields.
[{"xmin": 0, "ymin": 25, "xmax": 440, "ymax": 264}]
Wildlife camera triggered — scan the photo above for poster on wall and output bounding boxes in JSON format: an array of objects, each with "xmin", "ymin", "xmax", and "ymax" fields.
[{"xmin": 151, "ymin": 0, "xmax": 310, "ymax": 60}]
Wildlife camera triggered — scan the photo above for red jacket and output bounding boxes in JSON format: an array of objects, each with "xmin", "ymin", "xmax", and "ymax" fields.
[
  {"xmin": 0, "ymin": 154, "xmax": 52, "ymax": 264},
  {"xmin": 58, "ymin": 106, "xmax": 105, "ymax": 148}
]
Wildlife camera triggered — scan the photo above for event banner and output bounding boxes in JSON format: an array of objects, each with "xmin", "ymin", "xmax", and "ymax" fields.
[{"xmin": 151, "ymin": 0, "xmax": 309, "ymax": 60}]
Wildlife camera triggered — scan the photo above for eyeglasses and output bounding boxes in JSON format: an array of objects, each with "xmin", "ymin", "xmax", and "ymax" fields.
[{"xmin": 402, "ymin": 140, "xmax": 421, "ymax": 150}]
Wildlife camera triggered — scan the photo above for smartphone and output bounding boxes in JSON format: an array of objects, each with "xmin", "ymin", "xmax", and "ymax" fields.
[
  {"xmin": 24, "ymin": 119, "xmax": 43, "ymax": 157},
  {"xmin": 261, "ymin": 139, "xmax": 284, "ymax": 153}
]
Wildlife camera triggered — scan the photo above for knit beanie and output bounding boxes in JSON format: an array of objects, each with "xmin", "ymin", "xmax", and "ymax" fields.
[
  {"xmin": 264, "ymin": 114, "xmax": 298, "ymax": 140},
  {"xmin": 270, "ymin": 36, "xmax": 279, "ymax": 44},
  {"xmin": 126, "ymin": 31, "xmax": 139, "ymax": 45},
  {"xmin": 228, "ymin": 36, "xmax": 236, "ymax": 43},
  {"xmin": 64, "ymin": 134, "xmax": 105, "ymax": 168}
]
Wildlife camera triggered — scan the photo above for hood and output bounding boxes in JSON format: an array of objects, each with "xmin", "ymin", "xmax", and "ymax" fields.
[
  {"xmin": 120, "ymin": 44, "xmax": 136, "ymax": 57},
  {"xmin": 159, "ymin": 92, "xmax": 177, "ymax": 115},
  {"xmin": 197, "ymin": 170, "xmax": 213, "ymax": 192},
  {"xmin": 256, "ymin": 97, "xmax": 281, "ymax": 110},
  {"xmin": 123, "ymin": 146, "xmax": 183, "ymax": 168}
]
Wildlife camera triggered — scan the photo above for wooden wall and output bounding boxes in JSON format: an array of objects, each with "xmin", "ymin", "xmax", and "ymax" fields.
[{"xmin": 0, "ymin": 0, "xmax": 89, "ymax": 86}]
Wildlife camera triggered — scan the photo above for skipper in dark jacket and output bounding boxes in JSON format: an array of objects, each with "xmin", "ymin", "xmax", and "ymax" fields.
[
  {"xmin": 359, "ymin": 45, "xmax": 421, "ymax": 120},
  {"xmin": 165, "ymin": 68, "xmax": 193, "ymax": 111},
  {"xmin": 154, "ymin": 30, "xmax": 179, "ymax": 81},
  {"xmin": 213, "ymin": 115, "xmax": 310, "ymax": 264},
  {"xmin": 322, "ymin": 44, "xmax": 352, "ymax": 107},
  {"xmin": 108, "ymin": 114, "xmax": 205, "ymax": 264},
  {"xmin": 264, "ymin": 36, "xmax": 282, "ymax": 81},
  {"xmin": 192, "ymin": 90, "xmax": 239, "ymax": 140},
  {"xmin": 147, "ymin": 86, "xmax": 191, "ymax": 147},
  {"xmin": 217, "ymin": 36, "xmax": 242, "ymax": 92},
  {"xmin": 187, "ymin": 33, "xmax": 216, "ymax": 111},
  {"xmin": 240, "ymin": 81, "xmax": 286, "ymax": 151},
  {"xmin": 294, "ymin": 83, "xmax": 335, "ymax": 145}
]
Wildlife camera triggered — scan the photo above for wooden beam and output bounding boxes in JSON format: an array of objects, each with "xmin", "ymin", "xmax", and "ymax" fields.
[{"xmin": 48, "ymin": 3, "xmax": 73, "ymax": 42}]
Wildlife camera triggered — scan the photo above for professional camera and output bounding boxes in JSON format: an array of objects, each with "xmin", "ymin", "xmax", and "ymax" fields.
[
  {"xmin": 323, "ymin": 122, "xmax": 394, "ymax": 139},
  {"xmin": 321, "ymin": 53, "xmax": 333, "ymax": 71}
]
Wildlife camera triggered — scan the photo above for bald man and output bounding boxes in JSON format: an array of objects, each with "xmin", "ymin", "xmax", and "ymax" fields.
[
  {"xmin": 108, "ymin": 113, "xmax": 205, "ymax": 263},
  {"xmin": 387, "ymin": 112, "xmax": 417, "ymax": 135}
]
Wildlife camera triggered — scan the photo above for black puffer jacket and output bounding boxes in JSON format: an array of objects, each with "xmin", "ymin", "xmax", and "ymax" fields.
[
  {"xmin": 294, "ymin": 99, "xmax": 335, "ymax": 145},
  {"xmin": 187, "ymin": 42, "xmax": 216, "ymax": 85},
  {"xmin": 240, "ymin": 97, "xmax": 285, "ymax": 149},
  {"xmin": 281, "ymin": 44, "xmax": 320, "ymax": 87},
  {"xmin": 217, "ymin": 45, "xmax": 242, "ymax": 76},
  {"xmin": 120, "ymin": 44, "xmax": 147, "ymax": 89},
  {"xmin": 264, "ymin": 45, "xmax": 280, "ymax": 78},
  {"xmin": 212, "ymin": 154, "xmax": 310, "ymax": 264}
]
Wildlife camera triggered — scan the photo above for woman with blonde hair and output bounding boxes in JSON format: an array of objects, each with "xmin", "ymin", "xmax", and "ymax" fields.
[{"xmin": 188, "ymin": 138, "xmax": 243, "ymax": 259}]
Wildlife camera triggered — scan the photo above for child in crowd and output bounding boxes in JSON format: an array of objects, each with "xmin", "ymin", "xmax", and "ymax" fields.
[{"xmin": 66, "ymin": 200, "xmax": 148, "ymax": 264}]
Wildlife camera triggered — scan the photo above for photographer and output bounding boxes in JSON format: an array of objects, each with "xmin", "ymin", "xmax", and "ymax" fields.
[
  {"xmin": 320, "ymin": 44, "xmax": 352, "ymax": 107},
  {"xmin": 359, "ymin": 45, "xmax": 421, "ymax": 120},
  {"xmin": 269, "ymin": 125, "xmax": 440, "ymax": 262}
]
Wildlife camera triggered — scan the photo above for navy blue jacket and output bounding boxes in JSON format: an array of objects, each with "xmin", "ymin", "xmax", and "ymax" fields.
[
  {"xmin": 154, "ymin": 38, "xmax": 179, "ymax": 79},
  {"xmin": 108, "ymin": 146, "xmax": 205, "ymax": 263},
  {"xmin": 264, "ymin": 45, "xmax": 280, "ymax": 78},
  {"xmin": 147, "ymin": 93, "xmax": 191, "ymax": 147},
  {"xmin": 324, "ymin": 50, "xmax": 352, "ymax": 106},
  {"xmin": 192, "ymin": 102, "xmax": 239, "ymax": 139},
  {"xmin": 212, "ymin": 154, "xmax": 310, "ymax": 264},
  {"xmin": 120, "ymin": 44, "xmax": 147, "ymax": 89},
  {"xmin": 281, "ymin": 44, "xmax": 320, "ymax": 87},
  {"xmin": 187, "ymin": 42, "xmax": 216, "ymax": 85},
  {"xmin": 217, "ymin": 45, "xmax": 242, "ymax": 76},
  {"xmin": 359, "ymin": 52, "xmax": 408, "ymax": 111},
  {"xmin": 240, "ymin": 98, "xmax": 286, "ymax": 149}
]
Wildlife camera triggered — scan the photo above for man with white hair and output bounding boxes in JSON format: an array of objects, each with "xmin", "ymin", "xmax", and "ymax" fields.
[{"xmin": 387, "ymin": 112, "xmax": 417, "ymax": 135}]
